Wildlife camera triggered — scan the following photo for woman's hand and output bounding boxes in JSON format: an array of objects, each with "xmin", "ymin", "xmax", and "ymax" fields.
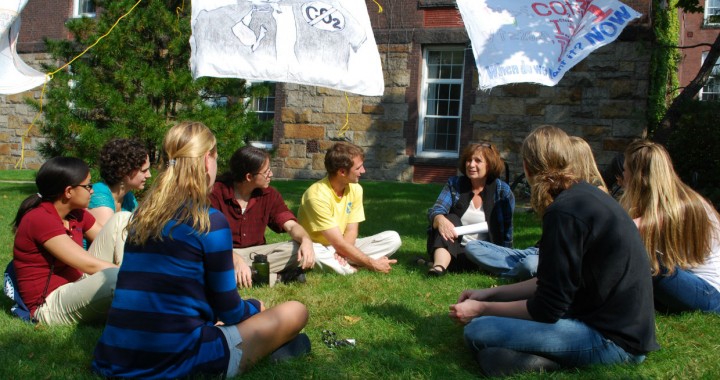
[
  {"xmin": 457, "ymin": 288, "xmax": 496, "ymax": 303},
  {"xmin": 232, "ymin": 254, "xmax": 253, "ymax": 288},
  {"xmin": 434, "ymin": 215, "xmax": 458, "ymax": 243},
  {"xmin": 449, "ymin": 300, "xmax": 485, "ymax": 325}
]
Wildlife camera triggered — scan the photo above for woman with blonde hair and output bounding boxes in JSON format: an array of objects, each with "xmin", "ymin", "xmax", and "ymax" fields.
[
  {"xmin": 465, "ymin": 136, "xmax": 607, "ymax": 280},
  {"xmin": 621, "ymin": 140, "xmax": 720, "ymax": 313},
  {"xmin": 451, "ymin": 126, "xmax": 658, "ymax": 376},
  {"xmin": 93, "ymin": 122, "xmax": 310, "ymax": 378}
]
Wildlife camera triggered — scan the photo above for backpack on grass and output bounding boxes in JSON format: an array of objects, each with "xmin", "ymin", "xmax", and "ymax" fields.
[{"xmin": 3, "ymin": 260, "xmax": 34, "ymax": 322}]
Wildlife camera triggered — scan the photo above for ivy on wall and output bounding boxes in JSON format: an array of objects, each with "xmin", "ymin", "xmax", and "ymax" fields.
[{"xmin": 647, "ymin": 0, "xmax": 681, "ymax": 135}]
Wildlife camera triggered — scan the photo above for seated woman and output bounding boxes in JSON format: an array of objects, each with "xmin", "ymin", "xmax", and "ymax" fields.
[
  {"xmin": 425, "ymin": 142, "xmax": 514, "ymax": 276},
  {"xmin": 12, "ymin": 157, "xmax": 119, "ymax": 325},
  {"xmin": 621, "ymin": 140, "xmax": 720, "ymax": 313},
  {"xmin": 89, "ymin": 138, "xmax": 150, "ymax": 226},
  {"xmin": 93, "ymin": 122, "xmax": 309, "ymax": 379},
  {"xmin": 450, "ymin": 126, "xmax": 659, "ymax": 376},
  {"xmin": 210, "ymin": 146, "xmax": 315, "ymax": 287},
  {"xmin": 464, "ymin": 136, "xmax": 607, "ymax": 280}
]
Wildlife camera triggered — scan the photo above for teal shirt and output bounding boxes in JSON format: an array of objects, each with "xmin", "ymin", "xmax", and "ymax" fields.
[{"xmin": 89, "ymin": 182, "xmax": 138, "ymax": 213}]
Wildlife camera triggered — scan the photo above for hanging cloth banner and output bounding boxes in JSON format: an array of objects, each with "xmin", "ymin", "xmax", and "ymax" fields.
[
  {"xmin": 190, "ymin": 0, "xmax": 384, "ymax": 96},
  {"xmin": 457, "ymin": 0, "xmax": 641, "ymax": 89},
  {"xmin": 0, "ymin": 0, "xmax": 48, "ymax": 95}
]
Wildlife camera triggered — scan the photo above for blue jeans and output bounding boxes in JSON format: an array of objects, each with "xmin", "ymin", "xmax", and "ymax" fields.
[
  {"xmin": 464, "ymin": 317, "xmax": 645, "ymax": 368},
  {"xmin": 464, "ymin": 240, "xmax": 539, "ymax": 280},
  {"xmin": 653, "ymin": 266, "xmax": 720, "ymax": 313}
]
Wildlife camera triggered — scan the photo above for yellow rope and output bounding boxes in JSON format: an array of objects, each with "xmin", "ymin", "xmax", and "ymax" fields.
[
  {"xmin": 338, "ymin": 92, "xmax": 351, "ymax": 138},
  {"xmin": 372, "ymin": 0, "xmax": 383, "ymax": 13},
  {"xmin": 15, "ymin": 0, "xmax": 143, "ymax": 169},
  {"xmin": 174, "ymin": 0, "xmax": 186, "ymax": 34}
]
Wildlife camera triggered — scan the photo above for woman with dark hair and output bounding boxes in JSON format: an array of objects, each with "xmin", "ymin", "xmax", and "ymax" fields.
[
  {"xmin": 89, "ymin": 138, "xmax": 150, "ymax": 227},
  {"xmin": 12, "ymin": 157, "xmax": 119, "ymax": 325},
  {"xmin": 209, "ymin": 145, "xmax": 315, "ymax": 287},
  {"xmin": 93, "ymin": 122, "xmax": 309, "ymax": 378},
  {"xmin": 451, "ymin": 126, "xmax": 659, "ymax": 376},
  {"xmin": 425, "ymin": 142, "xmax": 514, "ymax": 276}
]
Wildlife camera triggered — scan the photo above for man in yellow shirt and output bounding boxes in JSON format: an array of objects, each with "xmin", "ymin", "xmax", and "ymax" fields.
[{"xmin": 297, "ymin": 142, "xmax": 401, "ymax": 274}]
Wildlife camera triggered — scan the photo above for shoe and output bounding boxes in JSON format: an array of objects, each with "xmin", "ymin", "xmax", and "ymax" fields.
[
  {"xmin": 269, "ymin": 333, "xmax": 311, "ymax": 363},
  {"xmin": 428, "ymin": 265, "xmax": 447, "ymax": 277},
  {"xmin": 412, "ymin": 255, "xmax": 433, "ymax": 268},
  {"xmin": 475, "ymin": 347, "xmax": 560, "ymax": 377},
  {"xmin": 279, "ymin": 268, "xmax": 306, "ymax": 284}
]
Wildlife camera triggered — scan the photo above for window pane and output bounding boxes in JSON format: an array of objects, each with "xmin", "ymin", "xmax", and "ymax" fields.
[{"xmin": 423, "ymin": 118, "xmax": 459, "ymax": 151}]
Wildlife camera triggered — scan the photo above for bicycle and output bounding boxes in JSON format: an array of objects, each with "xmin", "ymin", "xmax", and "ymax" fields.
[{"xmin": 510, "ymin": 172, "xmax": 532, "ymax": 203}]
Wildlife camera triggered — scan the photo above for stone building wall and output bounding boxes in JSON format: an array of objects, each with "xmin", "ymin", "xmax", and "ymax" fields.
[
  {"xmin": 272, "ymin": 0, "xmax": 654, "ymax": 183},
  {"xmin": 0, "ymin": 54, "xmax": 50, "ymax": 170}
]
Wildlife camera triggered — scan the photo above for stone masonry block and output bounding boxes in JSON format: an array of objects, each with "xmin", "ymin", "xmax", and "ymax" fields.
[
  {"xmin": 284, "ymin": 124, "xmax": 325, "ymax": 139},
  {"xmin": 323, "ymin": 96, "xmax": 362, "ymax": 114}
]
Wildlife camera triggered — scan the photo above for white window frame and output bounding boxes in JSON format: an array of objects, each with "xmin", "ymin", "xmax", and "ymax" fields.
[
  {"xmin": 700, "ymin": 51, "xmax": 720, "ymax": 101},
  {"xmin": 416, "ymin": 46, "xmax": 466, "ymax": 158},
  {"xmin": 246, "ymin": 81, "xmax": 276, "ymax": 148},
  {"xmin": 705, "ymin": 0, "xmax": 720, "ymax": 26},
  {"xmin": 73, "ymin": 0, "xmax": 96, "ymax": 18}
]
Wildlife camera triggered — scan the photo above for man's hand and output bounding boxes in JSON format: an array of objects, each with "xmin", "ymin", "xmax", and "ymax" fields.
[
  {"xmin": 449, "ymin": 300, "xmax": 485, "ymax": 325},
  {"xmin": 233, "ymin": 253, "xmax": 253, "ymax": 288},
  {"xmin": 297, "ymin": 239, "xmax": 316, "ymax": 270},
  {"xmin": 369, "ymin": 256, "xmax": 398, "ymax": 274}
]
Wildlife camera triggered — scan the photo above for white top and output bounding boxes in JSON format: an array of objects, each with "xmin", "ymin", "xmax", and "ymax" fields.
[
  {"xmin": 689, "ymin": 205, "xmax": 720, "ymax": 293},
  {"xmin": 460, "ymin": 201, "xmax": 488, "ymax": 246}
]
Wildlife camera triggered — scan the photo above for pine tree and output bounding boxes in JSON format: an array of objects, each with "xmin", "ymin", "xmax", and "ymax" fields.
[{"xmin": 35, "ymin": 0, "xmax": 268, "ymax": 169}]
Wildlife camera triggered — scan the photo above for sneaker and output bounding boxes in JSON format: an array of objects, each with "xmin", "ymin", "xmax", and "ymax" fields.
[
  {"xmin": 475, "ymin": 347, "xmax": 560, "ymax": 376},
  {"xmin": 279, "ymin": 268, "xmax": 306, "ymax": 284},
  {"xmin": 269, "ymin": 333, "xmax": 311, "ymax": 363}
]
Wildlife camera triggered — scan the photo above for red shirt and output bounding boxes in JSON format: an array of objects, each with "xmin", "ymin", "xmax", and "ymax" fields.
[
  {"xmin": 13, "ymin": 202, "xmax": 96, "ymax": 315},
  {"xmin": 209, "ymin": 182, "xmax": 296, "ymax": 248}
]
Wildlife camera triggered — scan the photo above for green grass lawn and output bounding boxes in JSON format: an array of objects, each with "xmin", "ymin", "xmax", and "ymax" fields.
[{"xmin": 0, "ymin": 178, "xmax": 718, "ymax": 379}]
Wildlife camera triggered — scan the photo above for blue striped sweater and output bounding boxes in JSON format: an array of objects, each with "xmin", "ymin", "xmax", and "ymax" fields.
[{"xmin": 92, "ymin": 208, "xmax": 260, "ymax": 378}]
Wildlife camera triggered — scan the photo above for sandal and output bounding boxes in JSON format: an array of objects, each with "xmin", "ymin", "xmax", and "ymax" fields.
[
  {"xmin": 412, "ymin": 255, "xmax": 433, "ymax": 268},
  {"xmin": 428, "ymin": 265, "xmax": 447, "ymax": 277}
]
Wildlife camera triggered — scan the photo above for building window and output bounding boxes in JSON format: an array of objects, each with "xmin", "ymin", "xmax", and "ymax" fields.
[
  {"xmin": 700, "ymin": 52, "xmax": 720, "ymax": 101},
  {"xmin": 247, "ymin": 82, "xmax": 275, "ymax": 148},
  {"xmin": 74, "ymin": 0, "xmax": 96, "ymax": 18},
  {"xmin": 706, "ymin": 0, "xmax": 720, "ymax": 25},
  {"xmin": 417, "ymin": 46, "xmax": 466, "ymax": 157}
]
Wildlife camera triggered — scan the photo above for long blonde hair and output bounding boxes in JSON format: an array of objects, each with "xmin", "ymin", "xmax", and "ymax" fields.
[
  {"xmin": 568, "ymin": 136, "xmax": 607, "ymax": 191},
  {"xmin": 127, "ymin": 121, "xmax": 217, "ymax": 244},
  {"xmin": 521, "ymin": 125, "xmax": 579, "ymax": 216},
  {"xmin": 620, "ymin": 140, "xmax": 719, "ymax": 275}
]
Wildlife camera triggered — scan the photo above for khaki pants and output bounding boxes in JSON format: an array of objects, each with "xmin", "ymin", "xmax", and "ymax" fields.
[
  {"xmin": 34, "ymin": 267, "xmax": 119, "ymax": 325},
  {"xmin": 234, "ymin": 241, "xmax": 302, "ymax": 286},
  {"xmin": 313, "ymin": 230, "xmax": 402, "ymax": 274},
  {"xmin": 88, "ymin": 211, "xmax": 131, "ymax": 265}
]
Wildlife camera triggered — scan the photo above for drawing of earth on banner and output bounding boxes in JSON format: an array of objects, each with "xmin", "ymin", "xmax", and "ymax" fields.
[
  {"xmin": 190, "ymin": 0, "xmax": 384, "ymax": 96},
  {"xmin": 457, "ymin": 0, "xmax": 641, "ymax": 89},
  {"xmin": 1, "ymin": 0, "xmax": 48, "ymax": 95}
]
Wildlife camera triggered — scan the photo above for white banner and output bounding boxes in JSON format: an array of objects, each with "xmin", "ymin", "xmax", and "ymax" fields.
[
  {"xmin": 190, "ymin": 0, "xmax": 384, "ymax": 96},
  {"xmin": 457, "ymin": 0, "xmax": 641, "ymax": 89},
  {"xmin": 0, "ymin": 0, "xmax": 48, "ymax": 95}
]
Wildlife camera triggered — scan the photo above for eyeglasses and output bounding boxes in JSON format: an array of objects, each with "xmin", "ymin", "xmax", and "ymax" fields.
[
  {"xmin": 253, "ymin": 167, "xmax": 272, "ymax": 178},
  {"xmin": 72, "ymin": 183, "xmax": 93, "ymax": 191}
]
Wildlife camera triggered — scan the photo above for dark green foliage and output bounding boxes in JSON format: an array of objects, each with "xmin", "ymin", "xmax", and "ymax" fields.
[
  {"xmin": 666, "ymin": 99, "xmax": 720, "ymax": 207},
  {"xmin": 32, "ymin": 0, "xmax": 262, "ymax": 170},
  {"xmin": 648, "ymin": 0, "xmax": 680, "ymax": 134}
]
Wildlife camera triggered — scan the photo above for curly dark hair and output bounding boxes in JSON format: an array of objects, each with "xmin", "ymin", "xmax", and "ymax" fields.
[{"xmin": 99, "ymin": 138, "xmax": 149, "ymax": 186}]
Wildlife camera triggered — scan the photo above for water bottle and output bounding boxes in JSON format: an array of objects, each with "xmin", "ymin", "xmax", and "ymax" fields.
[{"xmin": 251, "ymin": 254, "xmax": 270, "ymax": 286}]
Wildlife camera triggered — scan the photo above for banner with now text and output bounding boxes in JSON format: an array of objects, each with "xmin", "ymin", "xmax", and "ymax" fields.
[{"xmin": 457, "ymin": 0, "xmax": 642, "ymax": 89}]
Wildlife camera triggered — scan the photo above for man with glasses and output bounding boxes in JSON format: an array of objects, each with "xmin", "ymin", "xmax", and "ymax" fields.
[
  {"xmin": 210, "ymin": 146, "xmax": 315, "ymax": 287},
  {"xmin": 297, "ymin": 142, "xmax": 401, "ymax": 274}
]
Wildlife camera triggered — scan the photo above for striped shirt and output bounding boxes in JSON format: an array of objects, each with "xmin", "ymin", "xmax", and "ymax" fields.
[{"xmin": 92, "ymin": 208, "xmax": 260, "ymax": 379}]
